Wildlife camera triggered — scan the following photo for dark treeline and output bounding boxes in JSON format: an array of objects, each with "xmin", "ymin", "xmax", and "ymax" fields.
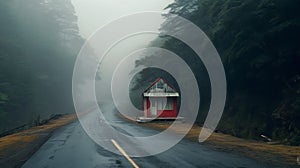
[
  {"xmin": 0, "ymin": 0, "xmax": 83, "ymax": 132},
  {"xmin": 131, "ymin": 0, "xmax": 300, "ymax": 145}
]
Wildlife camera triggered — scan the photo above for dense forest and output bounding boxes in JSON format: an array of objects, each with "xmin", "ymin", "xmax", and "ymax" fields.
[
  {"xmin": 131, "ymin": 0, "xmax": 300, "ymax": 145},
  {"xmin": 0, "ymin": 0, "xmax": 83, "ymax": 132}
]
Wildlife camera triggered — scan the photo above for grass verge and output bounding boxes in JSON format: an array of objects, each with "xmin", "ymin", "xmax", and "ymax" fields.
[
  {"xmin": 137, "ymin": 122, "xmax": 300, "ymax": 167},
  {"xmin": 0, "ymin": 114, "xmax": 77, "ymax": 168}
]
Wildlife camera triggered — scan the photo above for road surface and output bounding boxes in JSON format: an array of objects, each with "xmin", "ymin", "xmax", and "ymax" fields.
[{"xmin": 22, "ymin": 105, "xmax": 272, "ymax": 168}]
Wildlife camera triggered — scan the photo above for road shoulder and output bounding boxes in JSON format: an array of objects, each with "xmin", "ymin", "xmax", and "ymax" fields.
[
  {"xmin": 136, "ymin": 121, "xmax": 300, "ymax": 167},
  {"xmin": 0, "ymin": 114, "xmax": 77, "ymax": 168}
]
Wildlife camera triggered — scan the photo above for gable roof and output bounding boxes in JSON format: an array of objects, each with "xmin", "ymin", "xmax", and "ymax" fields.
[{"xmin": 143, "ymin": 77, "xmax": 179, "ymax": 97}]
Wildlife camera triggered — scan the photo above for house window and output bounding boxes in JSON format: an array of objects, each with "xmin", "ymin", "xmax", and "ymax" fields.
[
  {"xmin": 165, "ymin": 99, "xmax": 173, "ymax": 110},
  {"xmin": 157, "ymin": 81, "xmax": 163, "ymax": 89},
  {"xmin": 157, "ymin": 98, "xmax": 173, "ymax": 110}
]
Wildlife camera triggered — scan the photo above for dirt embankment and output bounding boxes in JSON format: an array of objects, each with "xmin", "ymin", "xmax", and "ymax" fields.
[
  {"xmin": 0, "ymin": 114, "xmax": 78, "ymax": 168},
  {"xmin": 138, "ymin": 122, "xmax": 300, "ymax": 167}
]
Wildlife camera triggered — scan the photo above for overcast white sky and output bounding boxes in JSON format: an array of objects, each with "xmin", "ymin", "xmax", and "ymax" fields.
[
  {"xmin": 71, "ymin": 0, "xmax": 174, "ymax": 38},
  {"xmin": 70, "ymin": 0, "xmax": 174, "ymax": 102}
]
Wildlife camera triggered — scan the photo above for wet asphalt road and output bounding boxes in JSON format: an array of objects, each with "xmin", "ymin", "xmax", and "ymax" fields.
[{"xmin": 22, "ymin": 107, "xmax": 272, "ymax": 168}]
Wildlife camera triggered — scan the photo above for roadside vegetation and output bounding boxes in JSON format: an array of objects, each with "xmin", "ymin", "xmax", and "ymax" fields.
[
  {"xmin": 0, "ymin": 0, "xmax": 83, "ymax": 133},
  {"xmin": 131, "ymin": 0, "xmax": 300, "ymax": 145}
]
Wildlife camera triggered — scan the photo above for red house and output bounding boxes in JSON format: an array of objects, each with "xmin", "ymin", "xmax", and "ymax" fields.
[{"xmin": 142, "ymin": 78, "xmax": 179, "ymax": 119}]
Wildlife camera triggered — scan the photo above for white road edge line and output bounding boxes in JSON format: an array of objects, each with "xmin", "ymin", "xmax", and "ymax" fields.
[{"xmin": 111, "ymin": 139, "xmax": 140, "ymax": 168}]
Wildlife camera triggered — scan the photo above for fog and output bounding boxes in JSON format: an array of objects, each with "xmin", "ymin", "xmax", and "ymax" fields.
[
  {"xmin": 71, "ymin": 0, "xmax": 174, "ymax": 105},
  {"xmin": 71, "ymin": 0, "xmax": 173, "ymax": 38}
]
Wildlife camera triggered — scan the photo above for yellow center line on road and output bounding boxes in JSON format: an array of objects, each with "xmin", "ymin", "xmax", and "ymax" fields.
[{"xmin": 111, "ymin": 139, "xmax": 140, "ymax": 168}]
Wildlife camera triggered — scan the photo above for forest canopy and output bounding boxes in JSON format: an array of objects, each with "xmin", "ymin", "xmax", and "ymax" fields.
[
  {"xmin": 0, "ymin": 0, "xmax": 83, "ymax": 132},
  {"xmin": 131, "ymin": 0, "xmax": 300, "ymax": 145}
]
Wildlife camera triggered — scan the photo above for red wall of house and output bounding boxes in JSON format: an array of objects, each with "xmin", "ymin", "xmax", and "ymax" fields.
[
  {"xmin": 144, "ymin": 97, "xmax": 151, "ymax": 117},
  {"xmin": 144, "ymin": 98, "xmax": 177, "ymax": 118}
]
